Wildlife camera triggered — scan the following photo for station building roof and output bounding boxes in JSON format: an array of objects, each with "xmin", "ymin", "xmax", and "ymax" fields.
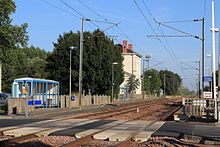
[{"xmin": 14, "ymin": 77, "xmax": 59, "ymax": 84}]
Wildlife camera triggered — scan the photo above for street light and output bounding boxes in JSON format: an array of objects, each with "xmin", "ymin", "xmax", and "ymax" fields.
[
  {"xmin": 145, "ymin": 55, "xmax": 151, "ymax": 70},
  {"xmin": 69, "ymin": 46, "xmax": 78, "ymax": 108},
  {"xmin": 142, "ymin": 57, "xmax": 149, "ymax": 99},
  {"xmin": 112, "ymin": 62, "xmax": 118, "ymax": 102},
  {"xmin": 148, "ymin": 76, "xmax": 152, "ymax": 95}
]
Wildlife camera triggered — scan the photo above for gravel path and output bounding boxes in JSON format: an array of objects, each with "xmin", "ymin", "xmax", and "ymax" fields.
[{"xmin": 16, "ymin": 136, "xmax": 76, "ymax": 147}]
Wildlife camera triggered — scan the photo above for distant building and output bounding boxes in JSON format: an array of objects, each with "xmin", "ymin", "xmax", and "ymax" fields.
[{"xmin": 119, "ymin": 40, "xmax": 142, "ymax": 95}]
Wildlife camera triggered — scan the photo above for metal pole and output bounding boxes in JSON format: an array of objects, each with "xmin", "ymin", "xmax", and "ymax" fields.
[
  {"xmin": 201, "ymin": 18, "xmax": 205, "ymax": 98},
  {"xmin": 131, "ymin": 53, "xmax": 134, "ymax": 100},
  {"xmin": 142, "ymin": 59, "xmax": 145, "ymax": 99},
  {"xmin": 69, "ymin": 49, "xmax": 72, "ymax": 108},
  {"xmin": 218, "ymin": 29, "xmax": 220, "ymax": 121},
  {"xmin": 198, "ymin": 61, "xmax": 201, "ymax": 98},
  {"xmin": 0, "ymin": 63, "xmax": 2, "ymax": 93},
  {"xmin": 79, "ymin": 18, "xmax": 84, "ymax": 106},
  {"xmin": 211, "ymin": 0, "xmax": 217, "ymax": 120},
  {"xmin": 164, "ymin": 74, "xmax": 166, "ymax": 96},
  {"xmin": 112, "ymin": 64, "xmax": 114, "ymax": 102},
  {"xmin": 218, "ymin": 30, "xmax": 220, "ymax": 99}
]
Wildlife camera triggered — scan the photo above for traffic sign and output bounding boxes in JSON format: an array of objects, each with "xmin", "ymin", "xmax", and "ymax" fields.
[
  {"xmin": 204, "ymin": 76, "xmax": 212, "ymax": 82},
  {"xmin": 203, "ymin": 92, "xmax": 212, "ymax": 98}
]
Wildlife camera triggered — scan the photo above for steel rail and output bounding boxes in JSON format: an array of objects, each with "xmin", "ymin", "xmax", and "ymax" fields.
[{"xmin": 62, "ymin": 99, "xmax": 182, "ymax": 147}]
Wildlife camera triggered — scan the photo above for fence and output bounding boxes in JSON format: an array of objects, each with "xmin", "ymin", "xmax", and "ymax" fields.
[
  {"xmin": 183, "ymin": 98, "xmax": 215, "ymax": 117},
  {"xmin": 60, "ymin": 95, "xmax": 110, "ymax": 108}
]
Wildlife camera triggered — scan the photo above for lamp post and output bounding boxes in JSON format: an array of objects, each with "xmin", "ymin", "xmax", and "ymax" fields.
[
  {"xmin": 142, "ymin": 55, "xmax": 150, "ymax": 99},
  {"xmin": 148, "ymin": 76, "xmax": 152, "ymax": 95},
  {"xmin": 69, "ymin": 46, "xmax": 78, "ymax": 108},
  {"xmin": 146, "ymin": 55, "xmax": 151, "ymax": 70},
  {"xmin": 112, "ymin": 62, "xmax": 118, "ymax": 102}
]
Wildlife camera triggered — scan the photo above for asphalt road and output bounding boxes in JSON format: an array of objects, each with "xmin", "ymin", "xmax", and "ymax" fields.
[{"xmin": 153, "ymin": 121, "xmax": 220, "ymax": 142}]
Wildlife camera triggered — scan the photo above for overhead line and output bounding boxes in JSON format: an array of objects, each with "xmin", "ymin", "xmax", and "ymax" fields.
[
  {"xmin": 141, "ymin": 0, "xmax": 192, "ymax": 85},
  {"xmin": 40, "ymin": 0, "xmax": 78, "ymax": 18},
  {"xmin": 132, "ymin": 0, "xmax": 177, "ymax": 64},
  {"xmin": 77, "ymin": 0, "xmax": 148, "ymax": 55},
  {"xmin": 58, "ymin": 0, "xmax": 121, "ymax": 43},
  {"xmin": 59, "ymin": 0, "xmax": 86, "ymax": 18},
  {"xmin": 78, "ymin": 0, "xmax": 108, "ymax": 21},
  {"xmin": 161, "ymin": 19, "xmax": 202, "ymax": 24}
]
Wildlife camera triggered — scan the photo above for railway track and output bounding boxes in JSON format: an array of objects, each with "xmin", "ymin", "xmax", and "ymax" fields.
[{"xmin": 0, "ymin": 97, "xmax": 182, "ymax": 147}]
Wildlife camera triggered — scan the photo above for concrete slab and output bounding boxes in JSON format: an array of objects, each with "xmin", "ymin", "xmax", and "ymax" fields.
[
  {"xmin": 0, "ymin": 126, "xmax": 17, "ymax": 132},
  {"xmin": 109, "ymin": 130, "xmax": 137, "ymax": 141},
  {"xmin": 108, "ymin": 121, "xmax": 153, "ymax": 141},
  {"xmin": 3, "ymin": 127, "xmax": 48, "ymax": 137},
  {"xmin": 36, "ymin": 119, "xmax": 97, "ymax": 137},
  {"xmin": 75, "ymin": 129, "xmax": 100, "ymax": 138},
  {"xmin": 134, "ymin": 121, "xmax": 165, "ymax": 142},
  {"xmin": 75, "ymin": 120, "xmax": 125, "ymax": 138},
  {"xmin": 35, "ymin": 128, "xmax": 65, "ymax": 137},
  {"xmin": 93, "ymin": 121, "xmax": 143, "ymax": 140}
]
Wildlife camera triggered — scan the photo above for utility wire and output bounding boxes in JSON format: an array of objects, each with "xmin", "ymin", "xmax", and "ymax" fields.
[
  {"xmin": 161, "ymin": 20, "xmax": 201, "ymax": 24},
  {"xmin": 203, "ymin": 0, "xmax": 207, "ymax": 18},
  {"xmin": 40, "ymin": 0, "xmax": 78, "ymax": 18},
  {"xmin": 157, "ymin": 22, "xmax": 202, "ymax": 40},
  {"xmin": 78, "ymin": 0, "xmax": 108, "ymax": 21},
  {"xmin": 133, "ymin": 0, "xmax": 177, "ymax": 64},
  {"xmin": 141, "ymin": 0, "xmax": 194, "ymax": 87},
  {"xmin": 58, "ymin": 0, "xmax": 121, "ymax": 43},
  {"xmin": 77, "ymin": 0, "xmax": 148, "ymax": 56},
  {"xmin": 59, "ymin": 0, "xmax": 85, "ymax": 18},
  {"xmin": 142, "ymin": 0, "xmax": 180, "ymax": 63}
]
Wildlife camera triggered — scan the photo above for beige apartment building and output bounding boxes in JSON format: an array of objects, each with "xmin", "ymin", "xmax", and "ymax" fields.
[{"xmin": 119, "ymin": 40, "xmax": 142, "ymax": 96}]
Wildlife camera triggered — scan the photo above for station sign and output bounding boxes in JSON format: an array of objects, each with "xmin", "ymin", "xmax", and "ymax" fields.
[
  {"xmin": 71, "ymin": 96, "xmax": 76, "ymax": 101},
  {"xmin": 203, "ymin": 91, "xmax": 212, "ymax": 98},
  {"xmin": 204, "ymin": 76, "xmax": 212, "ymax": 82}
]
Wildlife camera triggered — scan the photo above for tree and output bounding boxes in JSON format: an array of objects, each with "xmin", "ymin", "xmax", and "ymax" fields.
[
  {"xmin": 0, "ymin": 0, "xmax": 29, "ymax": 92},
  {"xmin": 178, "ymin": 86, "xmax": 190, "ymax": 95},
  {"xmin": 126, "ymin": 75, "xmax": 140, "ymax": 94},
  {"xmin": 159, "ymin": 70, "xmax": 182, "ymax": 95},
  {"xmin": 47, "ymin": 30, "xmax": 124, "ymax": 95},
  {"xmin": 143, "ymin": 69, "xmax": 162, "ymax": 96}
]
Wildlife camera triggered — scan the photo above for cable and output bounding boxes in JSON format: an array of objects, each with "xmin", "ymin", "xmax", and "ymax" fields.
[
  {"xmin": 139, "ymin": 0, "xmax": 196, "ymax": 89},
  {"xmin": 77, "ymin": 0, "xmax": 149, "ymax": 56},
  {"xmin": 40, "ymin": 0, "xmax": 78, "ymax": 18},
  {"xmin": 78, "ymin": 0, "xmax": 108, "ymax": 22},
  {"xmin": 59, "ymin": 0, "xmax": 85, "ymax": 18},
  {"xmin": 203, "ymin": 0, "xmax": 207, "ymax": 18},
  {"xmin": 132, "ymin": 0, "xmax": 177, "ymax": 65},
  {"xmin": 58, "ymin": 0, "xmax": 121, "ymax": 43}
]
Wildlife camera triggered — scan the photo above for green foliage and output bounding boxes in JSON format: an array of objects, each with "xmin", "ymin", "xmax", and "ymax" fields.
[
  {"xmin": 178, "ymin": 86, "xmax": 190, "ymax": 95},
  {"xmin": 126, "ymin": 75, "xmax": 140, "ymax": 94},
  {"xmin": 47, "ymin": 30, "xmax": 124, "ymax": 95},
  {"xmin": 159, "ymin": 70, "xmax": 182, "ymax": 95},
  {"xmin": 2, "ymin": 46, "xmax": 49, "ymax": 92},
  {"xmin": 0, "ymin": 0, "xmax": 29, "ymax": 92},
  {"xmin": 143, "ymin": 69, "xmax": 161, "ymax": 95}
]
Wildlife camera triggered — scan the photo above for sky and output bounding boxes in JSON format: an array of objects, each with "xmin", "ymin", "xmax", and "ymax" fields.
[{"xmin": 12, "ymin": 0, "xmax": 220, "ymax": 91}]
